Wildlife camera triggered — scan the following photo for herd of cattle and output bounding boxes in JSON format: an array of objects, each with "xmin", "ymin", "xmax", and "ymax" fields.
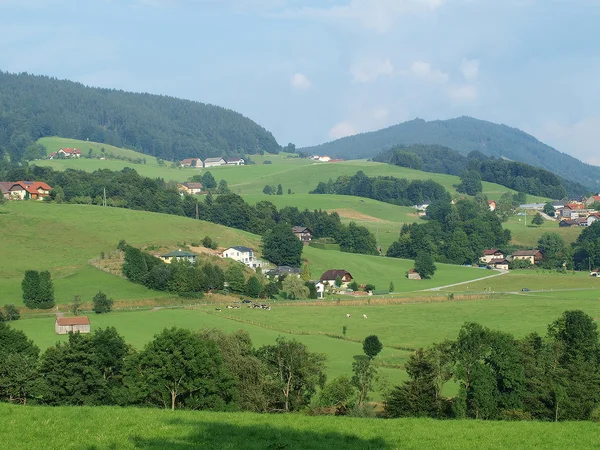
[{"xmin": 215, "ymin": 302, "xmax": 271, "ymax": 312}]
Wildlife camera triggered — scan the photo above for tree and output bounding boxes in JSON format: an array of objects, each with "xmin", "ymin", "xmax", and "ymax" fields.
[
  {"xmin": 300, "ymin": 263, "xmax": 311, "ymax": 281},
  {"xmin": 363, "ymin": 335, "xmax": 383, "ymax": 359},
  {"xmin": 0, "ymin": 323, "xmax": 40, "ymax": 404},
  {"xmin": 543, "ymin": 202, "xmax": 555, "ymax": 217},
  {"xmin": 21, "ymin": 270, "xmax": 40, "ymax": 309},
  {"xmin": 334, "ymin": 275, "xmax": 342, "ymax": 288},
  {"xmin": 125, "ymin": 328, "xmax": 236, "ymax": 410},
  {"xmin": 348, "ymin": 280, "xmax": 360, "ymax": 292},
  {"xmin": 225, "ymin": 265, "xmax": 246, "ymax": 294},
  {"xmin": 93, "ymin": 291, "xmax": 114, "ymax": 314},
  {"xmin": 201, "ymin": 171, "xmax": 217, "ymax": 189},
  {"xmin": 217, "ymin": 179, "xmax": 230, "ymax": 194},
  {"xmin": 351, "ymin": 355, "xmax": 377, "ymax": 406},
  {"xmin": 262, "ymin": 223, "xmax": 303, "ymax": 267},
  {"xmin": 282, "ymin": 276, "xmax": 309, "ymax": 299},
  {"xmin": 245, "ymin": 276, "xmax": 263, "ymax": 298},
  {"xmin": 70, "ymin": 295, "xmax": 83, "ymax": 316},
  {"xmin": 531, "ymin": 213, "xmax": 544, "ymax": 226},
  {"xmin": 317, "ymin": 375, "xmax": 357, "ymax": 414},
  {"xmin": 257, "ymin": 337, "xmax": 327, "ymax": 412},
  {"xmin": 414, "ymin": 252, "xmax": 437, "ymax": 279},
  {"xmin": 276, "ymin": 184, "xmax": 283, "ymax": 195},
  {"xmin": 3, "ymin": 305, "xmax": 20, "ymax": 321},
  {"xmin": 202, "ymin": 235, "xmax": 218, "ymax": 250},
  {"xmin": 263, "ymin": 185, "xmax": 274, "ymax": 195},
  {"xmin": 457, "ymin": 170, "xmax": 483, "ymax": 196},
  {"xmin": 36, "ymin": 271, "xmax": 55, "ymax": 309},
  {"xmin": 389, "ymin": 281, "xmax": 394, "ymax": 293},
  {"xmin": 538, "ymin": 232, "xmax": 566, "ymax": 269}
]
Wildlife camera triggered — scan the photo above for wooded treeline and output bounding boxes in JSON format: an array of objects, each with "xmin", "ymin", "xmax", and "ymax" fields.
[
  {"xmin": 386, "ymin": 197, "xmax": 510, "ymax": 264},
  {"xmin": 0, "ymin": 71, "xmax": 280, "ymax": 163},
  {"xmin": 0, "ymin": 165, "xmax": 377, "ymax": 256},
  {"xmin": 386, "ymin": 310, "xmax": 600, "ymax": 422},
  {"xmin": 374, "ymin": 144, "xmax": 587, "ymax": 199},
  {"xmin": 310, "ymin": 171, "xmax": 450, "ymax": 206}
]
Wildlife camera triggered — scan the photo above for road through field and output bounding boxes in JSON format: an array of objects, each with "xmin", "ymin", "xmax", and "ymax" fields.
[{"xmin": 427, "ymin": 269, "xmax": 508, "ymax": 291}]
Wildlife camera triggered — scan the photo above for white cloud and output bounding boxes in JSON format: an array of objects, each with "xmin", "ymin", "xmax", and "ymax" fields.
[
  {"xmin": 448, "ymin": 84, "xmax": 478, "ymax": 102},
  {"xmin": 278, "ymin": 0, "xmax": 447, "ymax": 34},
  {"xmin": 290, "ymin": 72, "xmax": 312, "ymax": 90},
  {"xmin": 410, "ymin": 61, "xmax": 448, "ymax": 83},
  {"xmin": 350, "ymin": 57, "xmax": 393, "ymax": 83},
  {"xmin": 460, "ymin": 59, "xmax": 479, "ymax": 82},
  {"xmin": 328, "ymin": 122, "xmax": 358, "ymax": 139}
]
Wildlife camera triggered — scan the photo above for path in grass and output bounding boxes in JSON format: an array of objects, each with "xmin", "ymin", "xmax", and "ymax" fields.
[{"xmin": 426, "ymin": 269, "xmax": 508, "ymax": 291}]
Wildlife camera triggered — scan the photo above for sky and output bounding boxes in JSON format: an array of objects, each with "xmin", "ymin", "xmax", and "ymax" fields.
[{"xmin": 1, "ymin": 0, "xmax": 599, "ymax": 164}]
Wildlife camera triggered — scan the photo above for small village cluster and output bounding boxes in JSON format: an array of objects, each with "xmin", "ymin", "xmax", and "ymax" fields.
[
  {"xmin": 479, "ymin": 249, "xmax": 543, "ymax": 271},
  {"xmin": 309, "ymin": 154, "xmax": 345, "ymax": 163}
]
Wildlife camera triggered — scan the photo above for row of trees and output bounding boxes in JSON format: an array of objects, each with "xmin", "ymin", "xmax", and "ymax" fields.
[
  {"xmin": 386, "ymin": 310, "xmax": 600, "ymax": 421},
  {"xmin": 1, "ymin": 165, "xmax": 377, "ymax": 257},
  {"xmin": 386, "ymin": 197, "xmax": 510, "ymax": 265},
  {"xmin": 310, "ymin": 171, "xmax": 450, "ymax": 206},
  {"xmin": 374, "ymin": 144, "xmax": 588, "ymax": 199}
]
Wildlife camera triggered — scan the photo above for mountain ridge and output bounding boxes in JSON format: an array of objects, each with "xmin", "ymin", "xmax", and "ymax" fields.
[{"xmin": 300, "ymin": 117, "xmax": 599, "ymax": 190}]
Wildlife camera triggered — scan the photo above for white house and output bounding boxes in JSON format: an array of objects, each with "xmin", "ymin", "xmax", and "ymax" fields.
[
  {"xmin": 226, "ymin": 158, "xmax": 245, "ymax": 166},
  {"xmin": 587, "ymin": 214, "xmax": 600, "ymax": 227},
  {"xmin": 315, "ymin": 282, "xmax": 326, "ymax": 299},
  {"xmin": 204, "ymin": 157, "xmax": 227, "ymax": 168},
  {"xmin": 222, "ymin": 246, "xmax": 264, "ymax": 269}
]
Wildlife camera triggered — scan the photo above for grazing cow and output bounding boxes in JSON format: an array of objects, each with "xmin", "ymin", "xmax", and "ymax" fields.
[
  {"xmin": 216, "ymin": 308, "xmax": 222, "ymax": 312},
  {"xmin": 363, "ymin": 314, "xmax": 367, "ymax": 319},
  {"xmin": 346, "ymin": 314, "xmax": 351, "ymax": 318}
]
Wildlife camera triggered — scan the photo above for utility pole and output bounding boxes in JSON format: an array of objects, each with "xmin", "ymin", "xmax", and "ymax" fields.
[{"xmin": 195, "ymin": 202, "xmax": 199, "ymax": 220}]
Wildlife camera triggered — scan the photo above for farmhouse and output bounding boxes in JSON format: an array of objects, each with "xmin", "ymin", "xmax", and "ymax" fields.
[
  {"xmin": 1, "ymin": 181, "xmax": 53, "ymax": 200},
  {"xmin": 203, "ymin": 157, "xmax": 227, "ymax": 168},
  {"xmin": 292, "ymin": 226, "xmax": 312, "ymax": 245},
  {"xmin": 407, "ymin": 269, "xmax": 422, "ymax": 280},
  {"xmin": 222, "ymin": 246, "xmax": 264, "ymax": 269},
  {"xmin": 177, "ymin": 182, "xmax": 203, "ymax": 195},
  {"xmin": 226, "ymin": 158, "xmax": 245, "ymax": 166},
  {"xmin": 587, "ymin": 213, "xmax": 600, "ymax": 227},
  {"xmin": 489, "ymin": 259, "xmax": 510, "ymax": 270},
  {"xmin": 320, "ymin": 269, "xmax": 353, "ymax": 287},
  {"xmin": 265, "ymin": 266, "xmax": 301, "ymax": 278},
  {"xmin": 0, "ymin": 182, "xmax": 21, "ymax": 200},
  {"xmin": 160, "ymin": 250, "xmax": 197, "ymax": 264},
  {"xmin": 180, "ymin": 158, "xmax": 203, "ymax": 168},
  {"xmin": 590, "ymin": 269, "xmax": 600, "ymax": 277},
  {"xmin": 586, "ymin": 195, "xmax": 600, "ymax": 207},
  {"xmin": 511, "ymin": 249, "xmax": 543, "ymax": 265},
  {"xmin": 480, "ymin": 249, "xmax": 504, "ymax": 264},
  {"xmin": 488, "ymin": 200, "xmax": 497, "ymax": 211},
  {"xmin": 55, "ymin": 316, "xmax": 90, "ymax": 335},
  {"xmin": 50, "ymin": 148, "xmax": 82, "ymax": 159}
]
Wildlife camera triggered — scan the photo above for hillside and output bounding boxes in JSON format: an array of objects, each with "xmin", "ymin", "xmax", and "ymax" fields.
[
  {"xmin": 0, "ymin": 71, "xmax": 280, "ymax": 163},
  {"xmin": 300, "ymin": 117, "xmax": 600, "ymax": 190},
  {"xmin": 1, "ymin": 404, "xmax": 598, "ymax": 449}
]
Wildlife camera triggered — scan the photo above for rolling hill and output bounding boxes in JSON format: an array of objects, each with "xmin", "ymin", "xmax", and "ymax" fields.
[
  {"xmin": 0, "ymin": 71, "xmax": 280, "ymax": 163},
  {"xmin": 300, "ymin": 116, "xmax": 600, "ymax": 190}
]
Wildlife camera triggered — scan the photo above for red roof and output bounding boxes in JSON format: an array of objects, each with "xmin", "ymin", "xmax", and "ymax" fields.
[
  {"xmin": 482, "ymin": 249, "xmax": 500, "ymax": 255},
  {"xmin": 16, "ymin": 181, "xmax": 52, "ymax": 193},
  {"xmin": 566, "ymin": 203, "xmax": 584, "ymax": 210},
  {"xmin": 60, "ymin": 148, "xmax": 81, "ymax": 154},
  {"xmin": 488, "ymin": 200, "xmax": 496, "ymax": 204},
  {"xmin": 56, "ymin": 316, "xmax": 90, "ymax": 326}
]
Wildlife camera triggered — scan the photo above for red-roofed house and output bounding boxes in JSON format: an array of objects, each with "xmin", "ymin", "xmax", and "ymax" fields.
[
  {"xmin": 51, "ymin": 148, "xmax": 82, "ymax": 159},
  {"xmin": 586, "ymin": 195, "xmax": 600, "ymax": 207},
  {"xmin": 55, "ymin": 316, "xmax": 91, "ymax": 334},
  {"xmin": 16, "ymin": 181, "xmax": 52, "ymax": 200},
  {"xmin": 488, "ymin": 200, "xmax": 497, "ymax": 211},
  {"xmin": 180, "ymin": 158, "xmax": 203, "ymax": 168}
]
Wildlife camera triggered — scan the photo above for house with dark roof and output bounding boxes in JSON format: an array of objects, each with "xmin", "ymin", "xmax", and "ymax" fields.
[
  {"xmin": 292, "ymin": 226, "xmax": 312, "ymax": 245},
  {"xmin": 180, "ymin": 158, "xmax": 203, "ymax": 168},
  {"xmin": 160, "ymin": 250, "xmax": 197, "ymax": 264},
  {"xmin": 480, "ymin": 249, "xmax": 504, "ymax": 264},
  {"xmin": 265, "ymin": 266, "xmax": 301, "ymax": 278},
  {"xmin": 226, "ymin": 158, "xmax": 245, "ymax": 166},
  {"xmin": 222, "ymin": 246, "xmax": 264, "ymax": 269},
  {"xmin": 203, "ymin": 157, "xmax": 227, "ymax": 168},
  {"xmin": 511, "ymin": 249, "xmax": 543, "ymax": 265},
  {"xmin": 320, "ymin": 269, "xmax": 353, "ymax": 287},
  {"xmin": 55, "ymin": 316, "xmax": 90, "ymax": 334}
]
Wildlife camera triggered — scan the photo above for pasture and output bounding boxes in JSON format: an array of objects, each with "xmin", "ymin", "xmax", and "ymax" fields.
[
  {"xmin": 505, "ymin": 213, "xmax": 582, "ymax": 247},
  {"xmin": 1, "ymin": 402, "xmax": 599, "ymax": 449}
]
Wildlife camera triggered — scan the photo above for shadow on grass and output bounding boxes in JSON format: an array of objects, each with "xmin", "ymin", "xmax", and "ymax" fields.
[{"xmin": 127, "ymin": 418, "xmax": 391, "ymax": 450}]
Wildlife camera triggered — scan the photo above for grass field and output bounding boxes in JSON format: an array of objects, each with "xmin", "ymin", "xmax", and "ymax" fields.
[
  {"xmin": 1, "ymin": 404, "xmax": 599, "ymax": 449},
  {"xmin": 505, "ymin": 212, "xmax": 582, "ymax": 247},
  {"xmin": 10, "ymin": 308, "xmax": 409, "ymax": 389},
  {"xmin": 37, "ymin": 137, "xmax": 159, "ymax": 164}
]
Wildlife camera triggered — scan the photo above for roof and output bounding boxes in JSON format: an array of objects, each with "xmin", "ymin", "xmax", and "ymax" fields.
[
  {"xmin": 15, "ymin": 181, "xmax": 52, "ymax": 193},
  {"xmin": 56, "ymin": 316, "xmax": 90, "ymax": 326},
  {"xmin": 182, "ymin": 182, "xmax": 203, "ymax": 189},
  {"xmin": 320, "ymin": 269, "xmax": 352, "ymax": 280},
  {"xmin": 292, "ymin": 226, "xmax": 312, "ymax": 233},
  {"xmin": 566, "ymin": 203, "xmax": 584, "ymax": 210},
  {"xmin": 490, "ymin": 258, "xmax": 510, "ymax": 264},
  {"xmin": 551, "ymin": 201, "xmax": 564, "ymax": 206},
  {"xmin": 0, "ymin": 182, "xmax": 16, "ymax": 194},
  {"xmin": 487, "ymin": 200, "xmax": 496, "ymax": 204},
  {"xmin": 161, "ymin": 250, "xmax": 197, "ymax": 257},
  {"xmin": 59, "ymin": 148, "xmax": 81, "ymax": 154},
  {"xmin": 226, "ymin": 246, "xmax": 253, "ymax": 253},
  {"xmin": 226, "ymin": 158, "xmax": 244, "ymax": 162},
  {"xmin": 512, "ymin": 249, "xmax": 542, "ymax": 257},
  {"xmin": 180, "ymin": 158, "xmax": 202, "ymax": 164},
  {"xmin": 204, "ymin": 157, "xmax": 225, "ymax": 163},
  {"xmin": 407, "ymin": 268, "xmax": 419, "ymax": 274},
  {"xmin": 590, "ymin": 196, "xmax": 600, "ymax": 202},
  {"xmin": 482, "ymin": 249, "xmax": 500, "ymax": 255},
  {"xmin": 267, "ymin": 266, "xmax": 301, "ymax": 275}
]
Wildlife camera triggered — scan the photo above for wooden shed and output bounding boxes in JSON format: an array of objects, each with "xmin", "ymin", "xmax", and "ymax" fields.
[
  {"xmin": 55, "ymin": 316, "xmax": 91, "ymax": 335},
  {"xmin": 407, "ymin": 269, "xmax": 422, "ymax": 280}
]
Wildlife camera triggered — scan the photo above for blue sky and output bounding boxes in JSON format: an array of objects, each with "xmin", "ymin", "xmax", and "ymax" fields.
[{"xmin": 1, "ymin": 0, "xmax": 599, "ymax": 163}]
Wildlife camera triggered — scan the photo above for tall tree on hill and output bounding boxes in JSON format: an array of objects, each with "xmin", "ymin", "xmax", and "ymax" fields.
[
  {"xmin": 414, "ymin": 252, "xmax": 437, "ymax": 279},
  {"xmin": 262, "ymin": 223, "xmax": 303, "ymax": 267},
  {"xmin": 457, "ymin": 170, "xmax": 483, "ymax": 196},
  {"xmin": 21, "ymin": 270, "xmax": 40, "ymax": 309}
]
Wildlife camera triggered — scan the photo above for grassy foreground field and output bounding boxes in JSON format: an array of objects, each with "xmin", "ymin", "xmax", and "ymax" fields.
[{"xmin": 1, "ymin": 404, "xmax": 598, "ymax": 449}]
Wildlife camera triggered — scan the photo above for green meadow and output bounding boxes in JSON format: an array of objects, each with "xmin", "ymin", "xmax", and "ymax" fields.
[
  {"xmin": 1, "ymin": 403, "xmax": 599, "ymax": 449},
  {"xmin": 505, "ymin": 212, "xmax": 582, "ymax": 247}
]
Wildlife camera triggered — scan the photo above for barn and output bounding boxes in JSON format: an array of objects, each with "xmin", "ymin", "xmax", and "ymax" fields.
[{"xmin": 55, "ymin": 316, "xmax": 91, "ymax": 335}]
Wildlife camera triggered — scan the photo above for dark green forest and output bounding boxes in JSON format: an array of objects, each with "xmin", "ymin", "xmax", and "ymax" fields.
[
  {"xmin": 0, "ymin": 71, "xmax": 280, "ymax": 163},
  {"xmin": 310, "ymin": 171, "xmax": 450, "ymax": 206},
  {"xmin": 300, "ymin": 117, "xmax": 600, "ymax": 190},
  {"xmin": 374, "ymin": 144, "xmax": 588, "ymax": 199}
]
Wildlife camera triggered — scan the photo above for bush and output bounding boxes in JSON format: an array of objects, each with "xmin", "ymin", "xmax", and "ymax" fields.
[
  {"xmin": 3, "ymin": 304, "xmax": 20, "ymax": 321},
  {"xmin": 263, "ymin": 160, "xmax": 272, "ymax": 164},
  {"xmin": 93, "ymin": 291, "xmax": 114, "ymax": 314},
  {"xmin": 202, "ymin": 236, "xmax": 218, "ymax": 250}
]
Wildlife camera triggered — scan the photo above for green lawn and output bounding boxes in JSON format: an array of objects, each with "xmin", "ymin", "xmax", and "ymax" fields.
[
  {"xmin": 505, "ymin": 213, "xmax": 582, "ymax": 247},
  {"xmin": 1, "ymin": 404, "xmax": 599, "ymax": 449},
  {"xmin": 37, "ymin": 136, "xmax": 159, "ymax": 163}
]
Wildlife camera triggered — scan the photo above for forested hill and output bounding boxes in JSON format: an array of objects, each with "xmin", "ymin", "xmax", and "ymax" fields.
[
  {"xmin": 300, "ymin": 117, "xmax": 600, "ymax": 190},
  {"xmin": 0, "ymin": 71, "xmax": 280, "ymax": 162}
]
